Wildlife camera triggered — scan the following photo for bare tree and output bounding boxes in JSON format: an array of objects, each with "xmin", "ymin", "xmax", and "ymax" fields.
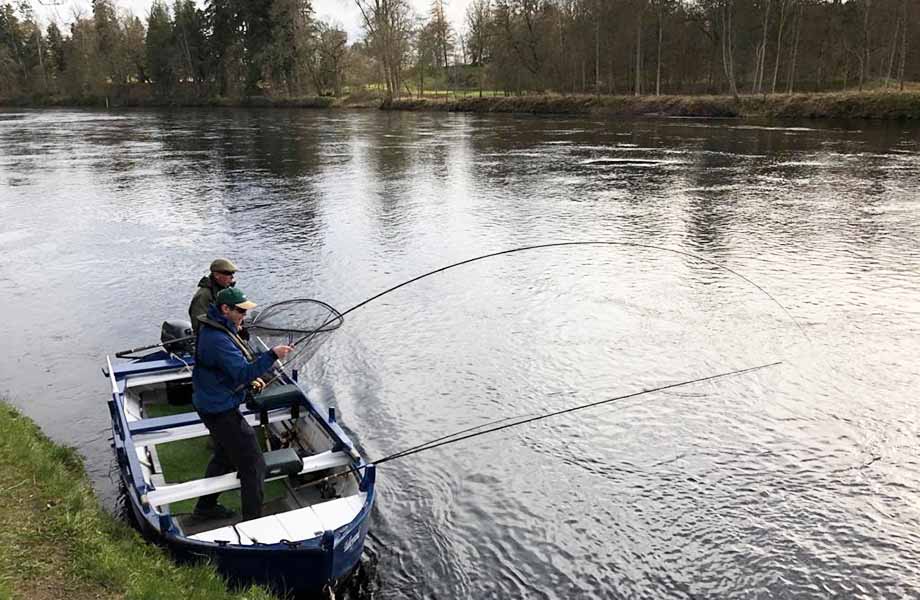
[
  {"xmin": 752, "ymin": 0, "xmax": 770, "ymax": 94},
  {"xmin": 785, "ymin": 0, "xmax": 802, "ymax": 94},
  {"xmin": 634, "ymin": 0, "xmax": 645, "ymax": 96},
  {"xmin": 720, "ymin": 0, "xmax": 739, "ymax": 97},
  {"xmin": 770, "ymin": 0, "xmax": 791, "ymax": 93},
  {"xmin": 429, "ymin": 0, "xmax": 454, "ymax": 98},
  {"xmin": 354, "ymin": 0, "xmax": 413, "ymax": 98},
  {"xmin": 465, "ymin": 0, "xmax": 492, "ymax": 97},
  {"xmin": 651, "ymin": 0, "xmax": 674, "ymax": 96},
  {"xmin": 859, "ymin": 0, "xmax": 871, "ymax": 89},
  {"xmin": 897, "ymin": 0, "xmax": 908, "ymax": 90}
]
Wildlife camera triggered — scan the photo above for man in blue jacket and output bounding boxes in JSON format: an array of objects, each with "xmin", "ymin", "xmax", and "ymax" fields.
[{"xmin": 192, "ymin": 287, "xmax": 292, "ymax": 521}]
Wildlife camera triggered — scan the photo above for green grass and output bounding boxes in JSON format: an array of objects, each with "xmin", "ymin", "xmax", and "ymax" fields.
[
  {"xmin": 144, "ymin": 403, "xmax": 286, "ymax": 515},
  {"xmin": 404, "ymin": 88, "xmax": 507, "ymax": 98},
  {"xmin": 0, "ymin": 399, "xmax": 279, "ymax": 600}
]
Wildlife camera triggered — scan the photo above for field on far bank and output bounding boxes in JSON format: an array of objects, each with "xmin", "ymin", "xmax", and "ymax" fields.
[{"xmin": 0, "ymin": 400, "xmax": 276, "ymax": 600}]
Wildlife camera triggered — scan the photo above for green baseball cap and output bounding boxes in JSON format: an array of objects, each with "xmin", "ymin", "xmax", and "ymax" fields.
[{"xmin": 215, "ymin": 287, "xmax": 257, "ymax": 309}]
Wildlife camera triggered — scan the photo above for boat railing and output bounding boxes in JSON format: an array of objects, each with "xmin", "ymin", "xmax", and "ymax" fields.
[{"xmin": 106, "ymin": 355, "xmax": 150, "ymax": 499}]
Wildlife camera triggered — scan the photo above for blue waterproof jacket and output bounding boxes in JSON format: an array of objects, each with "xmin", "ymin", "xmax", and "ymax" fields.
[{"xmin": 192, "ymin": 304, "xmax": 278, "ymax": 415}]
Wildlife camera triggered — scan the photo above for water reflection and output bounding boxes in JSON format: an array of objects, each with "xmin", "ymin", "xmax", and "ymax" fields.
[{"xmin": 1, "ymin": 108, "xmax": 919, "ymax": 599}]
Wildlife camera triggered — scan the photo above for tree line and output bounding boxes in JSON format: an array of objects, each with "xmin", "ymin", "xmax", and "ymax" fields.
[
  {"xmin": 0, "ymin": 0, "xmax": 349, "ymax": 99},
  {"xmin": 1, "ymin": 0, "xmax": 917, "ymax": 102}
]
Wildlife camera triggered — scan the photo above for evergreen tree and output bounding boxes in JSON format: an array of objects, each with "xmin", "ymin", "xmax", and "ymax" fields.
[
  {"xmin": 173, "ymin": 0, "xmax": 206, "ymax": 85},
  {"xmin": 205, "ymin": 0, "xmax": 241, "ymax": 96},
  {"xmin": 147, "ymin": 0, "xmax": 175, "ymax": 94},
  {"xmin": 46, "ymin": 21, "xmax": 65, "ymax": 75},
  {"xmin": 269, "ymin": 0, "xmax": 313, "ymax": 94}
]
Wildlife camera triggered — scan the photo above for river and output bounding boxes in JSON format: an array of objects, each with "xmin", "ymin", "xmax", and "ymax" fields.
[{"xmin": 1, "ymin": 108, "xmax": 919, "ymax": 599}]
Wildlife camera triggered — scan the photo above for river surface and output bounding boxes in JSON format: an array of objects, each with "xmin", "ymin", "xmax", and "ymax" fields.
[{"xmin": 1, "ymin": 108, "xmax": 919, "ymax": 599}]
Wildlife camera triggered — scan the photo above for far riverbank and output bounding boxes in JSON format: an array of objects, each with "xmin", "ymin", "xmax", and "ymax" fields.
[
  {"xmin": 383, "ymin": 90, "xmax": 920, "ymax": 120},
  {"xmin": 3, "ymin": 89, "xmax": 920, "ymax": 120}
]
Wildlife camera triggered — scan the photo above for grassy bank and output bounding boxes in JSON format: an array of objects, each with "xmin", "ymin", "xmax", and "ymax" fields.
[
  {"xmin": 5, "ymin": 89, "xmax": 920, "ymax": 120},
  {"xmin": 0, "ymin": 400, "xmax": 277, "ymax": 600},
  {"xmin": 383, "ymin": 90, "xmax": 920, "ymax": 120}
]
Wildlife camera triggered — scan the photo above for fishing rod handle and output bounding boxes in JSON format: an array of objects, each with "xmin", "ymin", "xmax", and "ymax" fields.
[{"xmin": 114, "ymin": 334, "xmax": 196, "ymax": 358}]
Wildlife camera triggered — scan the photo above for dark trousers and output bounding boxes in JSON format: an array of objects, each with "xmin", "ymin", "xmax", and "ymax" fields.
[{"xmin": 195, "ymin": 408, "xmax": 266, "ymax": 521}]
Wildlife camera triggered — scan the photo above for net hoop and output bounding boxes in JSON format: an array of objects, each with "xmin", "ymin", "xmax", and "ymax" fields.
[{"xmin": 246, "ymin": 298, "xmax": 344, "ymax": 335}]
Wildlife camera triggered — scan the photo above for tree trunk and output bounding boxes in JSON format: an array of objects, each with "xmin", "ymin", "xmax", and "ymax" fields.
[
  {"xmin": 655, "ymin": 5, "xmax": 663, "ymax": 96},
  {"xmin": 786, "ymin": 2, "xmax": 802, "ymax": 94},
  {"xmin": 721, "ymin": 1, "xmax": 738, "ymax": 98},
  {"xmin": 843, "ymin": 51, "xmax": 851, "ymax": 89},
  {"xmin": 35, "ymin": 29, "xmax": 47, "ymax": 91},
  {"xmin": 771, "ymin": 0, "xmax": 789, "ymax": 94},
  {"xmin": 885, "ymin": 18, "xmax": 899, "ymax": 87},
  {"xmin": 755, "ymin": 0, "xmax": 771, "ymax": 94},
  {"xmin": 179, "ymin": 26, "xmax": 195, "ymax": 85},
  {"xmin": 635, "ymin": 12, "xmax": 642, "ymax": 96},
  {"xmin": 595, "ymin": 16, "xmax": 600, "ymax": 96},
  {"xmin": 608, "ymin": 46, "xmax": 614, "ymax": 94},
  {"xmin": 860, "ymin": 0, "xmax": 871, "ymax": 90},
  {"xmin": 443, "ymin": 43, "xmax": 449, "ymax": 100},
  {"xmin": 898, "ymin": 0, "xmax": 908, "ymax": 90}
]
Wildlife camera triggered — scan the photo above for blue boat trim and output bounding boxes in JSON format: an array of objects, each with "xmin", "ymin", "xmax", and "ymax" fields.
[{"xmin": 127, "ymin": 411, "xmax": 201, "ymax": 434}]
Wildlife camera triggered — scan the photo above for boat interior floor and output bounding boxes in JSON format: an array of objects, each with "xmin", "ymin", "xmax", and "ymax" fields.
[
  {"xmin": 177, "ymin": 495, "xmax": 290, "ymax": 535},
  {"xmin": 172, "ymin": 472, "xmax": 343, "ymax": 535},
  {"xmin": 131, "ymin": 381, "xmax": 357, "ymax": 537}
]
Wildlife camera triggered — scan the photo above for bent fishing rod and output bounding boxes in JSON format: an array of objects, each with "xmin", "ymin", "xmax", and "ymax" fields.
[
  {"xmin": 299, "ymin": 360, "xmax": 782, "ymax": 488},
  {"xmin": 276, "ymin": 239, "xmax": 808, "ymax": 370}
]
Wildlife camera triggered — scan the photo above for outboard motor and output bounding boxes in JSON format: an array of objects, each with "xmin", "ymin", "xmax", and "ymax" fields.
[
  {"xmin": 161, "ymin": 319, "xmax": 195, "ymax": 405},
  {"xmin": 160, "ymin": 320, "xmax": 194, "ymax": 355}
]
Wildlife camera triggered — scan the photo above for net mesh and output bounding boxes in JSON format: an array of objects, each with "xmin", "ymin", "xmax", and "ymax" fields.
[{"xmin": 245, "ymin": 298, "xmax": 344, "ymax": 368}]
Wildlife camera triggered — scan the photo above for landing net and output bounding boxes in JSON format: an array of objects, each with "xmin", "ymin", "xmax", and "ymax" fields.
[{"xmin": 246, "ymin": 298, "xmax": 344, "ymax": 368}]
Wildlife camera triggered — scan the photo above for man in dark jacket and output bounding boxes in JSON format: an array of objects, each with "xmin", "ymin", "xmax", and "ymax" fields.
[
  {"xmin": 192, "ymin": 286, "xmax": 292, "ymax": 521},
  {"xmin": 188, "ymin": 258, "xmax": 238, "ymax": 334}
]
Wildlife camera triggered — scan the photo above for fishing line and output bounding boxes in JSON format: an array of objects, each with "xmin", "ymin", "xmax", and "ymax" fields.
[
  {"xmin": 297, "ymin": 360, "xmax": 781, "ymax": 490},
  {"xmin": 371, "ymin": 413, "xmax": 536, "ymax": 465},
  {"xmin": 372, "ymin": 360, "xmax": 781, "ymax": 466},
  {"xmin": 280, "ymin": 240, "xmax": 809, "ymax": 369}
]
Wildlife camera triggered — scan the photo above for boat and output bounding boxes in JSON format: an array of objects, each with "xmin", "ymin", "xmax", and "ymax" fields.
[{"xmin": 103, "ymin": 323, "xmax": 375, "ymax": 595}]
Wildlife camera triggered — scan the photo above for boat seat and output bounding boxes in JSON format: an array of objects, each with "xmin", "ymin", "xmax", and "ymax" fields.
[
  {"xmin": 247, "ymin": 383, "xmax": 303, "ymax": 412},
  {"xmin": 248, "ymin": 383, "xmax": 303, "ymax": 426},
  {"xmin": 129, "ymin": 411, "xmax": 200, "ymax": 434},
  {"xmin": 129, "ymin": 407, "xmax": 297, "ymax": 447},
  {"xmin": 264, "ymin": 448, "xmax": 302, "ymax": 478},
  {"xmin": 130, "ymin": 384, "xmax": 303, "ymax": 437},
  {"xmin": 146, "ymin": 450, "xmax": 353, "ymax": 507}
]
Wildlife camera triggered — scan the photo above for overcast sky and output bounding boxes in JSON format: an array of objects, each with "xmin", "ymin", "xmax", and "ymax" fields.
[{"xmin": 35, "ymin": 0, "xmax": 473, "ymax": 41}]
